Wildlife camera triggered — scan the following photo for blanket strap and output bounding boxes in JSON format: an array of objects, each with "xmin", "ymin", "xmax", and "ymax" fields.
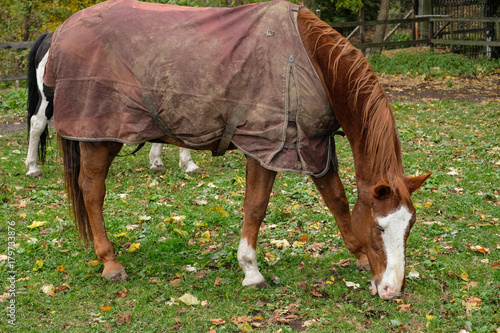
[
  {"xmin": 212, "ymin": 105, "xmax": 247, "ymax": 157},
  {"xmin": 144, "ymin": 92, "xmax": 181, "ymax": 142}
]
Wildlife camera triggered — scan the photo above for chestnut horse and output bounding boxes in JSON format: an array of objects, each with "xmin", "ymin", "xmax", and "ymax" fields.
[
  {"xmin": 25, "ymin": 33, "xmax": 199, "ymax": 177},
  {"xmin": 43, "ymin": 2, "xmax": 429, "ymax": 300}
]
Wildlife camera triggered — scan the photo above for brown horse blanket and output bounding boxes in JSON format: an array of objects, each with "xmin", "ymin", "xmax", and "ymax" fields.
[{"xmin": 44, "ymin": 0, "xmax": 338, "ymax": 176}]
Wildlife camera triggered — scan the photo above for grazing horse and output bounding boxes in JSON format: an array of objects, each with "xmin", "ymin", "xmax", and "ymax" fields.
[
  {"xmin": 42, "ymin": 0, "xmax": 430, "ymax": 300},
  {"xmin": 25, "ymin": 33, "xmax": 199, "ymax": 177}
]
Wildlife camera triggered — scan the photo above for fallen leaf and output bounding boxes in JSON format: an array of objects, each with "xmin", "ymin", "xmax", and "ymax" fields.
[
  {"xmin": 333, "ymin": 258, "xmax": 352, "ymax": 267},
  {"xmin": 214, "ymin": 277, "xmax": 222, "ymax": 286},
  {"xmin": 344, "ymin": 280, "xmax": 360, "ymax": 289},
  {"xmin": 88, "ymin": 260, "xmax": 100, "ymax": 266},
  {"xmin": 41, "ymin": 284, "xmax": 54, "ymax": 296},
  {"xmin": 408, "ymin": 270, "xmax": 420, "ymax": 279},
  {"xmin": 210, "ymin": 318, "xmax": 226, "ymax": 326},
  {"xmin": 100, "ymin": 305, "xmax": 112, "ymax": 311},
  {"xmin": 56, "ymin": 265, "xmax": 66, "ymax": 272},
  {"xmin": 128, "ymin": 243, "xmax": 141, "ymax": 252},
  {"xmin": 27, "ymin": 221, "xmax": 46, "ymax": 229},
  {"xmin": 197, "ymin": 230, "xmax": 210, "ymax": 244},
  {"xmin": 396, "ymin": 303, "xmax": 412, "ymax": 312},
  {"xmin": 117, "ymin": 312, "xmax": 131, "ymax": 323},
  {"xmin": 177, "ymin": 293, "xmax": 200, "ymax": 305},
  {"xmin": 170, "ymin": 278, "xmax": 181, "ymax": 287},
  {"xmin": 462, "ymin": 296, "xmax": 481, "ymax": 310},
  {"xmin": 469, "ymin": 245, "xmax": 490, "ymax": 254},
  {"xmin": 173, "ymin": 228, "xmax": 188, "ymax": 237},
  {"xmin": 0, "ymin": 255, "xmax": 9, "ymax": 262},
  {"xmin": 299, "ymin": 234, "xmax": 309, "ymax": 242},
  {"xmin": 126, "ymin": 224, "xmax": 141, "ymax": 231},
  {"xmin": 55, "ymin": 283, "xmax": 71, "ymax": 293},
  {"xmin": 270, "ymin": 239, "xmax": 290, "ymax": 249},
  {"xmin": 292, "ymin": 241, "xmax": 305, "ymax": 248},
  {"xmin": 33, "ymin": 259, "xmax": 44, "ymax": 271},
  {"xmin": 311, "ymin": 290, "xmax": 323, "ymax": 297},
  {"xmin": 114, "ymin": 232, "xmax": 127, "ymax": 237},
  {"xmin": 115, "ymin": 288, "xmax": 128, "ymax": 298}
]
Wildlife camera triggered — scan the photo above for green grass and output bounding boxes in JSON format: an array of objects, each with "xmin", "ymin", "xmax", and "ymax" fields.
[
  {"xmin": 1, "ymin": 76, "xmax": 499, "ymax": 330},
  {"xmin": 369, "ymin": 49, "xmax": 500, "ymax": 77}
]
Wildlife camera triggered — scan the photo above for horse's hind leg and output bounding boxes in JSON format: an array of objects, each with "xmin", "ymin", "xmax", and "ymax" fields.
[
  {"xmin": 149, "ymin": 143, "xmax": 166, "ymax": 170},
  {"xmin": 25, "ymin": 111, "xmax": 48, "ymax": 176},
  {"xmin": 79, "ymin": 141, "xmax": 128, "ymax": 281},
  {"xmin": 238, "ymin": 157, "xmax": 276, "ymax": 286},
  {"xmin": 311, "ymin": 169, "xmax": 370, "ymax": 270},
  {"xmin": 179, "ymin": 148, "xmax": 200, "ymax": 173}
]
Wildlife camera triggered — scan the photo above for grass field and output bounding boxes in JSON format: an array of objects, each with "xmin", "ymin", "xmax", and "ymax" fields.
[{"xmin": 0, "ymin": 51, "xmax": 499, "ymax": 332}]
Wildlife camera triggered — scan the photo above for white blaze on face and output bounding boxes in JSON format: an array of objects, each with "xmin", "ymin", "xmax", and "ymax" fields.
[
  {"xmin": 237, "ymin": 238, "xmax": 265, "ymax": 286},
  {"xmin": 376, "ymin": 205, "xmax": 412, "ymax": 299}
]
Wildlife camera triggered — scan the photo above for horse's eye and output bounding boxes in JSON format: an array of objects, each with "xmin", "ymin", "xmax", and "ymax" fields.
[{"xmin": 376, "ymin": 225, "xmax": 385, "ymax": 233}]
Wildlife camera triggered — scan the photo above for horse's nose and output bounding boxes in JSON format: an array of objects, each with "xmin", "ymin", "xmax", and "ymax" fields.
[{"xmin": 378, "ymin": 283, "xmax": 402, "ymax": 300}]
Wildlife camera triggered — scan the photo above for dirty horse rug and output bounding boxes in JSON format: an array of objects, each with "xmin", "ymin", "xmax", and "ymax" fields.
[{"xmin": 44, "ymin": 0, "xmax": 339, "ymax": 176}]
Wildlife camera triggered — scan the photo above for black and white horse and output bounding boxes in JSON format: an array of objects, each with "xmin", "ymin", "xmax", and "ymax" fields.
[{"xmin": 25, "ymin": 33, "xmax": 200, "ymax": 176}]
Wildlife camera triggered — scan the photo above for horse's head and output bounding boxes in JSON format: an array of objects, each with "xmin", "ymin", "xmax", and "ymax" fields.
[{"xmin": 352, "ymin": 173, "xmax": 430, "ymax": 300}]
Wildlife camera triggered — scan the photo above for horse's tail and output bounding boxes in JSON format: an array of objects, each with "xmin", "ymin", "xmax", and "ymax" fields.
[
  {"xmin": 59, "ymin": 136, "xmax": 93, "ymax": 244},
  {"xmin": 27, "ymin": 33, "xmax": 51, "ymax": 163}
]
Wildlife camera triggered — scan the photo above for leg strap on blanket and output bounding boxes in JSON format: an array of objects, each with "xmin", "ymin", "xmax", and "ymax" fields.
[
  {"xmin": 144, "ymin": 92, "xmax": 181, "ymax": 142},
  {"xmin": 212, "ymin": 105, "xmax": 247, "ymax": 157}
]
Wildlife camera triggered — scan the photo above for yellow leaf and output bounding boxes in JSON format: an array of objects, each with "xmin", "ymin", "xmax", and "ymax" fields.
[
  {"xmin": 177, "ymin": 293, "xmax": 200, "ymax": 305},
  {"xmin": 33, "ymin": 259, "xmax": 44, "ymax": 271},
  {"xmin": 173, "ymin": 228, "xmax": 188, "ymax": 237},
  {"xmin": 100, "ymin": 305, "xmax": 112, "ymax": 311},
  {"xmin": 459, "ymin": 271, "xmax": 470, "ymax": 281},
  {"xmin": 120, "ymin": 198, "xmax": 128, "ymax": 204},
  {"xmin": 424, "ymin": 201, "xmax": 432, "ymax": 208},
  {"xmin": 88, "ymin": 260, "xmax": 100, "ymax": 266},
  {"xmin": 114, "ymin": 232, "xmax": 127, "ymax": 237},
  {"xmin": 264, "ymin": 252, "xmax": 276, "ymax": 262},
  {"xmin": 197, "ymin": 231, "xmax": 210, "ymax": 244},
  {"xmin": 426, "ymin": 315, "xmax": 435, "ymax": 320},
  {"xmin": 213, "ymin": 205, "xmax": 229, "ymax": 217},
  {"xmin": 19, "ymin": 213, "xmax": 27, "ymax": 218},
  {"xmin": 56, "ymin": 266, "xmax": 66, "ymax": 272},
  {"xmin": 27, "ymin": 221, "xmax": 46, "ymax": 229},
  {"xmin": 128, "ymin": 243, "xmax": 141, "ymax": 252},
  {"xmin": 293, "ymin": 241, "xmax": 305, "ymax": 248}
]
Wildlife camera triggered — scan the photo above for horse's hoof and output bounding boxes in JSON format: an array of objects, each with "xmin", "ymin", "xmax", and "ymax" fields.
[
  {"xmin": 102, "ymin": 268, "xmax": 130, "ymax": 281},
  {"xmin": 26, "ymin": 170, "xmax": 42, "ymax": 177},
  {"xmin": 150, "ymin": 164, "xmax": 166, "ymax": 171},
  {"xmin": 185, "ymin": 165, "xmax": 201, "ymax": 173}
]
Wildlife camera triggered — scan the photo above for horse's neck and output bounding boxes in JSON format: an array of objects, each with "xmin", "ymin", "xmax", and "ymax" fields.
[{"xmin": 298, "ymin": 14, "xmax": 404, "ymax": 185}]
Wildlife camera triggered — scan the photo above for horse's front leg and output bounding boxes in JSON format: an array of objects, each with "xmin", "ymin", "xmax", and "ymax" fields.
[
  {"xmin": 238, "ymin": 157, "xmax": 276, "ymax": 286},
  {"xmin": 311, "ymin": 169, "xmax": 369, "ymax": 270},
  {"xmin": 79, "ymin": 141, "xmax": 129, "ymax": 281}
]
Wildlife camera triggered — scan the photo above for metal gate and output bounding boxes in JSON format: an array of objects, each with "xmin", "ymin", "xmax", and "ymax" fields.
[{"xmin": 432, "ymin": 0, "xmax": 499, "ymax": 57}]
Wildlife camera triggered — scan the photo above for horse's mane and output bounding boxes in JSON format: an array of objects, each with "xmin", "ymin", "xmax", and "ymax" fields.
[{"xmin": 299, "ymin": 9, "xmax": 410, "ymax": 202}]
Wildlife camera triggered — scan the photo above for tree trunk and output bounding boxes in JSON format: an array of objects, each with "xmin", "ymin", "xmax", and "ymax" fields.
[{"xmin": 372, "ymin": 0, "xmax": 391, "ymax": 54}]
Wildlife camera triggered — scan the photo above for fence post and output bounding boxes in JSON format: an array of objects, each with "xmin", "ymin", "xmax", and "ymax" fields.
[{"xmin": 429, "ymin": 18, "xmax": 434, "ymax": 52}]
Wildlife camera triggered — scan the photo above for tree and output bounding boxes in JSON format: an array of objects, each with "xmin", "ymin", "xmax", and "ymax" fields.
[{"xmin": 372, "ymin": 0, "xmax": 390, "ymax": 53}]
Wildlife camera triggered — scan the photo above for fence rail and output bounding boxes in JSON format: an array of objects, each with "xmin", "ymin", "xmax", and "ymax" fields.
[{"xmin": 1, "ymin": 16, "xmax": 499, "ymax": 82}]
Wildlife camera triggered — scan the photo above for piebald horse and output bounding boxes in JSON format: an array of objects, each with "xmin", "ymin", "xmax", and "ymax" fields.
[
  {"xmin": 25, "ymin": 33, "xmax": 200, "ymax": 176},
  {"xmin": 42, "ymin": 1, "xmax": 430, "ymax": 300}
]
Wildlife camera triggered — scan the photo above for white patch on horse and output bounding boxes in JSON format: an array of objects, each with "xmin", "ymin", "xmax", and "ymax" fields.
[
  {"xmin": 376, "ymin": 205, "xmax": 412, "ymax": 299},
  {"xmin": 237, "ymin": 238, "xmax": 265, "ymax": 286},
  {"xmin": 179, "ymin": 148, "xmax": 200, "ymax": 173},
  {"xmin": 25, "ymin": 52, "xmax": 50, "ymax": 177}
]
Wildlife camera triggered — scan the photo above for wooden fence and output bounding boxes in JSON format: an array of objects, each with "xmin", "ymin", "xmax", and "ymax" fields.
[{"xmin": 1, "ymin": 16, "xmax": 499, "ymax": 82}]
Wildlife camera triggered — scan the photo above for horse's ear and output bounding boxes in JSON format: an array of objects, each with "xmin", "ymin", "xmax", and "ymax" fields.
[
  {"xmin": 373, "ymin": 182, "xmax": 392, "ymax": 200},
  {"xmin": 405, "ymin": 173, "xmax": 431, "ymax": 194}
]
